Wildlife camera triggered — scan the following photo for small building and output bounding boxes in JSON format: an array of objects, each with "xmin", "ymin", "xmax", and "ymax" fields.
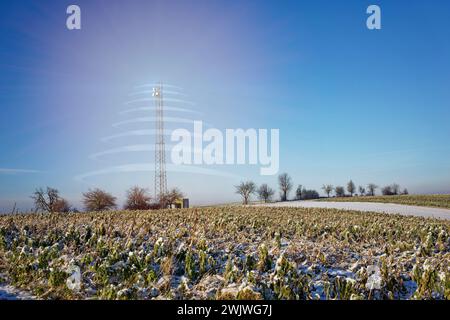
[{"xmin": 173, "ymin": 198, "xmax": 189, "ymax": 209}]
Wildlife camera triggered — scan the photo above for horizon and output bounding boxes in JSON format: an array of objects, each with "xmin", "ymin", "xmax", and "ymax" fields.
[{"xmin": 1, "ymin": 0, "xmax": 450, "ymax": 212}]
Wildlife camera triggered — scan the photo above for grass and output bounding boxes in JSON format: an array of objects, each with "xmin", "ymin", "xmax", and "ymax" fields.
[
  {"xmin": 0, "ymin": 207, "xmax": 449, "ymax": 300},
  {"xmin": 318, "ymin": 194, "xmax": 450, "ymax": 209}
]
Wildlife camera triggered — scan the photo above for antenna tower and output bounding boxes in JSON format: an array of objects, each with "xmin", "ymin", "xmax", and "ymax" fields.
[{"xmin": 152, "ymin": 82, "xmax": 167, "ymax": 205}]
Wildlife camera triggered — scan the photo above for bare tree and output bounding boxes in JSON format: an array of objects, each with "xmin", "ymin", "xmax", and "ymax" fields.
[
  {"xmin": 381, "ymin": 184, "xmax": 401, "ymax": 196},
  {"xmin": 347, "ymin": 180, "xmax": 356, "ymax": 197},
  {"xmin": 392, "ymin": 183, "xmax": 401, "ymax": 195},
  {"xmin": 402, "ymin": 188, "xmax": 409, "ymax": 195},
  {"xmin": 381, "ymin": 185, "xmax": 393, "ymax": 196},
  {"xmin": 335, "ymin": 186, "xmax": 345, "ymax": 197},
  {"xmin": 162, "ymin": 188, "xmax": 184, "ymax": 208},
  {"xmin": 124, "ymin": 186, "xmax": 152, "ymax": 211},
  {"xmin": 358, "ymin": 186, "xmax": 366, "ymax": 196},
  {"xmin": 302, "ymin": 189, "xmax": 320, "ymax": 200},
  {"xmin": 52, "ymin": 198, "xmax": 71, "ymax": 213},
  {"xmin": 322, "ymin": 185, "xmax": 333, "ymax": 198},
  {"xmin": 31, "ymin": 187, "xmax": 65, "ymax": 213},
  {"xmin": 235, "ymin": 181, "xmax": 256, "ymax": 205},
  {"xmin": 10, "ymin": 202, "xmax": 17, "ymax": 215},
  {"xmin": 367, "ymin": 183, "xmax": 378, "ymax": 196},
  {"xmin": 257, "ymin": 184, "xmax": 275, "ymax": 203},
  {"xmin": 278, "ymin": 173, "xmax": 293, "ymax": 202},
  {"xmin": 296, "ymin": 185, "xmax": 303, "ymax": 200},
  {"xmin": 83, "ymin": 189, "xmax": 117, "ymax": 212}
]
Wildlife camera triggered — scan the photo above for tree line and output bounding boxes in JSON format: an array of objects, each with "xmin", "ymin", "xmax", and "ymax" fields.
[
  {"xmin": 30, "ymin": 186, "xmax": 184, "ymax": 213},
  {"xmin": 323, "ymin": 181, "xmax": 408, "ymax": 198},
  {"xmin": 235, "ymin": 173, "xmax": 320, "ymax": 205},
  {"xmin": 235, "ymin": 173, "xmax": 408, "ymax": 204}
]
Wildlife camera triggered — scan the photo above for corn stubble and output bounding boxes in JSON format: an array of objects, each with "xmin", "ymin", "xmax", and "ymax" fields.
[{"xmin": 0, "ymin": 207, "xmax": 449, "ymax": 300}]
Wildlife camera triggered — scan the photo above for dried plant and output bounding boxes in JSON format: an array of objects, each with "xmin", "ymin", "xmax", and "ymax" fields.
[{"xmin": 0, "ymin": 206, "xmax": 449, "ymax": 300}]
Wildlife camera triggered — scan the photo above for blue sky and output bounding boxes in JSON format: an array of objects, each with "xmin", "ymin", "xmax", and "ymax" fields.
[{"xmin": 1, "ymin": 0, "xmax": 450, "ymax": 211}]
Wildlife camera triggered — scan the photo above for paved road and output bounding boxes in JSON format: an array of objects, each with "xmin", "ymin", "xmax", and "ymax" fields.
[{"xmin": 258, "ymin": 201, "xmax": 450, "ymax": 220}]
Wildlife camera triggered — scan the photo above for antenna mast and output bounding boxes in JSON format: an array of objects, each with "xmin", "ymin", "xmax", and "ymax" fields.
[{"xmin": 153, "ymin": 82, "xmax": 168, "ymax": 206}]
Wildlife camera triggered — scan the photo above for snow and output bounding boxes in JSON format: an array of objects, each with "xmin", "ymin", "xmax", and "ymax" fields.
[{"xmin": 0, "ymin": 284, "xmax": 35, "ymax": 300}]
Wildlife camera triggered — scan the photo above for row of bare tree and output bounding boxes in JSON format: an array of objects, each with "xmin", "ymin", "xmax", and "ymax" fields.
[
  {"xmin": 235, "ymin": 173, "xmax": 320, "ymax": 204},
  {"xmin": 321, "ymin": 181, "xmax": 378, "ymax": 198},
  {"xmin": 31, "ymin": 186, "xmax": 184, "ymax": 213},
  {"xmin": 235, "ymin": 174, "xmax": 409, "ymax": 204},
  {"xmin": 321, "ymin": 181, "xmax": 408, "ymax": 198}
]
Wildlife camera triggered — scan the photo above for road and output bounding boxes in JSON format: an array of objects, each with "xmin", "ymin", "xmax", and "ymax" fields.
[{"xmin": 258, "ymin": 201, "xmax": 450, "ymax": 220}]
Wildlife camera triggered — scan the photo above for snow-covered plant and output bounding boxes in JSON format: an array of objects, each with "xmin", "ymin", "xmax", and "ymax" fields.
[
  {"xmin": 257, "ymin": 244, "xmax": 271, "ymax": 272},
  {"xmin": 153, "ymin": 237, "xmax": 164, "ymax": 257},
  {"xmin": 412, "ymin": 261, "xmax": 440, "ymax": 299},
  {"xmin": 332, "ymin": 276, "xmax": 356, "ymax": 300},
  {"xmin": 185, "ymin": 249, "xmax": 197, "ymax": 280}
]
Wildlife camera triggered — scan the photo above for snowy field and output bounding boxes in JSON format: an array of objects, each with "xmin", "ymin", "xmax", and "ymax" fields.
[{"xmin": 0, "ymin": 207, "xmax": 448, "ymax": 300}]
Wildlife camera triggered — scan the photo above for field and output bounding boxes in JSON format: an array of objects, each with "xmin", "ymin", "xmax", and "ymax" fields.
[
  {"xmin": 318, "ymin": 195, "xmax": 450, "ymax": 209},
  {"xmin": 0, "ymin": 207, "xmax": 449, "ymax": 300}
]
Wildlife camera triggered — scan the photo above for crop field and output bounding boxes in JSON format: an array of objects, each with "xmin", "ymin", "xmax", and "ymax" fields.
[
  {"xmin": 318, "ymin": 195, "xmax": 450, "ymax": 209},
  {"xmin": 0, "ymin": 207, "xmax": 449, "ymax": 300}
]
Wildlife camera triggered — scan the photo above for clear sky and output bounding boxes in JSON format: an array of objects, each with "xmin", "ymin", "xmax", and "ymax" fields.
[{"xmin": 1, "ymin": 0, "xmax": 450, "ymax": 212}]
